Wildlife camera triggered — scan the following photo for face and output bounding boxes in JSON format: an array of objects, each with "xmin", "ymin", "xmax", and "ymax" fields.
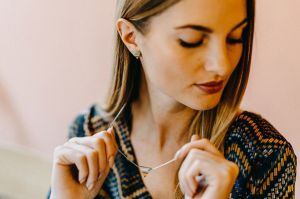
[{"xmin": 136, "ymin": 0, "xmax": 248, "ymax": 110}]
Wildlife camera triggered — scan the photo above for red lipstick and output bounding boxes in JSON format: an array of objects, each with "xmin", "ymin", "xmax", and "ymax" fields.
[{"xmin": 195, "ymin": 80, "xmax": 224, "ymax": 94}]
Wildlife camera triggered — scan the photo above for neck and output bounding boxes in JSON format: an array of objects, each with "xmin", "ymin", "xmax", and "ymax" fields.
[{"xmin": 131, "ymin": 72, "xmax": 198, "ymax": 150}]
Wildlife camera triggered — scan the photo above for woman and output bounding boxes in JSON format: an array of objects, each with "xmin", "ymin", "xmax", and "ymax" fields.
[{"xmin": 49, "ymin": 0, "xmax": 297, "ymax": 198}]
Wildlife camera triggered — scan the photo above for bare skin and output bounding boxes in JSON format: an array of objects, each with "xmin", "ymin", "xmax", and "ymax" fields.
[
  {"xmin": 50, "ymin": 128, "xmax": 118, "ymax": 199},
  {"xmin": 50, "ymin": 0, "xmax": 246, "ymax": 198},
  {"xmin": 124, "ymin": 0, "xmax": 246, "ymax": 197}
]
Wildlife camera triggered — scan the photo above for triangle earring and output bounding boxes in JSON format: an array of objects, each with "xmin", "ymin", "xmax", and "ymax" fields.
[{"xmin": 133, "ymin": 51, "xmax": 141, "ymax": 59}]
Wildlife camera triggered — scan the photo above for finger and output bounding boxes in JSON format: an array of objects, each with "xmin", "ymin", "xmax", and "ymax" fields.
[
  {"xmin": 174, "ymin": 135, "xmax": 199, "ymax": 160},
  {"xmin": 64, "ymin": 142, "xmax": 99, "ymax": 190},
  {"xmin": 69, "ymin": 137, "xmax": 102, "ymax": 175},
  {"xmin": 179, "ymin": 158, "xmax": 195, "ymax": 197},
  {"xmin": 94, "ymin": 138, "xmax": 107, "ymax": 176},
  {"xmin": 193, "ymin": 175, "xmax": 207, "ymax": 198},
  {"xmin": 108, "ymin": 127, "xmax": 119, "ymax": 150},
  {"xmin": 179, "ymin": 171, "xmax": 194, "ymax": 197},
  {"xmin": 191, "ymin": 134, "xmax": 200, "ymax": 142},
  {"xmin": 70, "ymin": 132, "xmax": 114, "ymax": 173},
  {"xmin": 176, "ymin": 138, "xmax": 222, "ymax": 160},
  {"xmin": 54, "ymin": 145, "xmax": 89, "ymax": 184},
  {"xmin": 179, "ymin": 149, "xmax": 200, "ymax": 197},
  {"xmin": 93, "ymin": 129, "xmax": 117, "ymax": 153},
  {"xmin": 96, "ymin": 131, "xmax": 117, "ymax": 168},
  {"xmin": 185, "ymin": 160, "xmax": 203, "ymax": 196},
  {"xmin": 179, "ymin": 149, "xmax": 216, "ymax": 178},
  {"xmin": 93, "ymin": 130, "xmax": 117, "ymax": 168},
  {"xmin": 179, "ymin": 172, "xmax": 194, "ymax": 198},
  {"xmin": 108, "ymin": 127, "xmax": 115, "ymax": 139}
]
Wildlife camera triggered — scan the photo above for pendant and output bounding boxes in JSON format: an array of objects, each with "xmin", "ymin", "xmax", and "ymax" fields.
[{"xmin": 140, "ymin": 167, "xmax": 152, "ymax": 177}]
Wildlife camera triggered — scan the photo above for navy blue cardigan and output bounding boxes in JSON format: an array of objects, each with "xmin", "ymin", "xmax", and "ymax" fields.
[{"xmin": 48, "ymin": 105, "xmax": 297, "ymax": 198}]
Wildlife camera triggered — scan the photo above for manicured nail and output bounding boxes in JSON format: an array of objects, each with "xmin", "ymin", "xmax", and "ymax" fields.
[
  {"xmin": 109, "ymin": 156, "xmax": 115, "ymax": 168},
  {"xmin": 86, "ymin": 182, "xmax": 95, "ymax": 190}
]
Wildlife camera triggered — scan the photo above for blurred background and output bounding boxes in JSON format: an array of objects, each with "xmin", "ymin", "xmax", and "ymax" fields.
[{"xmin": 0, "ymin": 0, "xmax": 299, "ymax": 198}]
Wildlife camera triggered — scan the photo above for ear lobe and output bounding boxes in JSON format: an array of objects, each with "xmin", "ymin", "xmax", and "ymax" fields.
[{"xmin": 116, "ymin": 18, "xmax": 139, "ymax": 50}]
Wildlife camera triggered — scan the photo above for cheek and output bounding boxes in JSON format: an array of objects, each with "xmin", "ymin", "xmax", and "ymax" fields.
[
  {"xmin": 228, "ymin": 46, "xmax": 243, "ymax": 70},
  {"xmin": 141, "ymin": 39, "xmax": 194, "ymax": 93}
]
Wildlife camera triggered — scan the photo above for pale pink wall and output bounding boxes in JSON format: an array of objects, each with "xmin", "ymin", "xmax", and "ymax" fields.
[
  {"xmin": 0, "ymin": 0, "xmax": 115, "ymax": 156},
  {"xmin": 0, "ymin": 0, "xmax": 299, "ymax": 197},
  {"xmin": 241, "ymin": 1, "xmax": 300, "ymax": 195}
]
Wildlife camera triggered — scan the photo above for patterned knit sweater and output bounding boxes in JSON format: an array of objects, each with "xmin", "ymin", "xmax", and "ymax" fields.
[{"xmin": 49, "ymin": 105, "xmax": 297, "ymax": 199}]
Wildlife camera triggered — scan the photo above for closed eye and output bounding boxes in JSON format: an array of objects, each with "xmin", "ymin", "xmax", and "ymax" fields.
[
  {"xmin": 179, "ymin": 39, "xmax": 204, "ymax": 48},
  {"xmin": 227, "ymin": 26, "xmax": 247, "ymax": 45},
  {"xmin": 227, "ymin": 38, "xmax": 243, "ymax": 45},
  {"xmin": 179, "ymin": 37, "xmax": 243, "ymax": 48}
]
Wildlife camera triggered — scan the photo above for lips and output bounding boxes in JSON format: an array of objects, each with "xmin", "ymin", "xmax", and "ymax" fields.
[{"xmin": 194, "ymin": 80, "xmax": 224, "ymax": 94}]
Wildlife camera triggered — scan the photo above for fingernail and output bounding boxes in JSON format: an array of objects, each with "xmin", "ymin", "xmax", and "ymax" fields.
[
  {"xmin": 174, "ymin": 149, "xmax": 182, "ymax": 159},
  {"xmin": 107, "ymin": 127, "xmax": 113, "ymax": 132},
  {"xmin": 109, "ymin": 156, "xmax": 115, "ymax": 168},
  {"xmin": 79, "ymin": 176, "xmax": 87, "ymax": 184},
  {"xmin": 191, "ymin": 134, "xmax": 199, "ymax": 142},
  {"xmin": 86, "ymin": 182, "xmax": 95, "ymax": 190}
]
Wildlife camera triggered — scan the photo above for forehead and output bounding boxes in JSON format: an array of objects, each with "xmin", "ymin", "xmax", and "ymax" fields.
[{"xmin": 150, "ymin": 0, "xmax": 247, "ymax": 33}]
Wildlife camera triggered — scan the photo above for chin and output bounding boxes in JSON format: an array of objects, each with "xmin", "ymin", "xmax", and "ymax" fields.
[
  {"xmin": 185, "ymin": 95, "xmax": 222, "ymax": 111},
  {"xmin": 191, "ymin": 102, "xmax": 219, "ymax": 111}
]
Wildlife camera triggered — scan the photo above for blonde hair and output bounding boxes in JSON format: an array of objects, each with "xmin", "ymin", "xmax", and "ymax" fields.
[{"xmin": 103, "ymin": 0, "xmax": 255, "ymax": 197}]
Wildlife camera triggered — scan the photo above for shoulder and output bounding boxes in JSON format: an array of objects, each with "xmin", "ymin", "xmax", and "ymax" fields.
[
  {"xmin": 68, "ymin": 104, "xmax": 112, "ymax": 139},
  {"xmin": 224, "ymin": 110, "xmax": 297, "ymax": 176},
  {"xmin": 225, "ymin": 110, "xmax": 294, "ymax": 150},
  {"xmin": 224, "ymin": 112, "xmax": 297, "ymax": 197}
]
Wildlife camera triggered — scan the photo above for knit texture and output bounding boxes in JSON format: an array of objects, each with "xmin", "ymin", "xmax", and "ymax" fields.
[{"xmin": 50, "ymin": 104, "xmax": 297, "ymax": 199}]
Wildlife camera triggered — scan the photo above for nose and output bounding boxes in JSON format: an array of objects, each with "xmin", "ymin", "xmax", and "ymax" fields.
[{"xmin": 203, "ymin": 41, "xmax": 232, "ymax": 77}]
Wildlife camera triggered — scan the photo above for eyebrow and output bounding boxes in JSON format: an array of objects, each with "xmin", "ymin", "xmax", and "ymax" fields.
[{"xmin": 175, "ymin": 18, "xmax": 249, "ymax": 33}]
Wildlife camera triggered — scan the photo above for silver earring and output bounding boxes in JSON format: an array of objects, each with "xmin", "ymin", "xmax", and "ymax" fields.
[{"xmin": 133, "ymin": 51, "xmax": 141, "ymax": 59}]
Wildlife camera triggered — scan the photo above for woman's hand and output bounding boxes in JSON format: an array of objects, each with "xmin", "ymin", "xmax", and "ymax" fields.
[
  {"xmin": 49, "ymin": 127, "xmax": 118, "ymax": 199},
  {"xmin": 176, "ymin": 135, "xmax": 239, "ymax": 199}
]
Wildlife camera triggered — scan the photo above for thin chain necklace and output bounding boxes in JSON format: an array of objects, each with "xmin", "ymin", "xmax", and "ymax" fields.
[
  {"xmin": 109, "ymin": 104, "xmax": 206, "ymax": 198},
  {"xmin": 109, "ymin": 104, "xmax": 178, "ymax": 177}
]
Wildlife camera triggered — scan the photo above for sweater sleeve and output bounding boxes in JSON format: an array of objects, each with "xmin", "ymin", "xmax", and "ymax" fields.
[
  {"xmin": 47, "ymin": 106, "xmax": 112, "ymax": 199},
  {"xmin": 225, "ymin": 111, "xmax": 297, "ymax": 199},
  {"xmin": 249, "ymin": 141, "xmax": 297, "ymax": 198}
]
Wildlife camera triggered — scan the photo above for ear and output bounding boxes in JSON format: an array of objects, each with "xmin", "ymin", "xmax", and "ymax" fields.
[{"xmin": 116, "ymin": 18, "xmax": 141, "ymax": 56}]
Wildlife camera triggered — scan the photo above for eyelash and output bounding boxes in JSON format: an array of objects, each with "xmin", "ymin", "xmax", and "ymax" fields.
[
  {"xmin": 179, "ymin": 37, "xmax": 244, "ymax": 48},
  {"xmin": 179, "ymin": 39, "xmax": 204, "ymax": 48},
  {"xmin": 227, "ymin": 38, "xmax": 244, "ymax": 44}
]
